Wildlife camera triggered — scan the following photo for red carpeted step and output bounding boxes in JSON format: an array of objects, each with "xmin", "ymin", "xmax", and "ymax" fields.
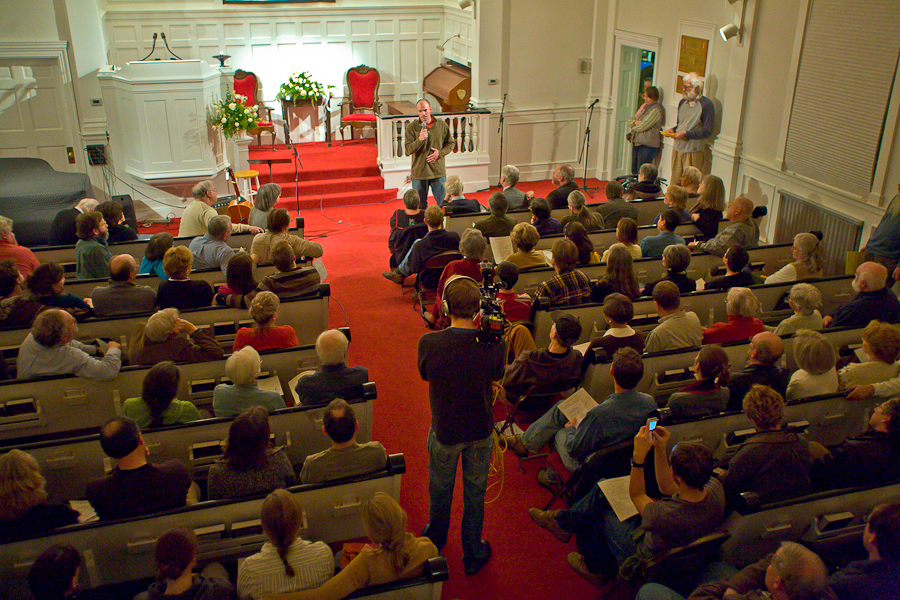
[
  {"xmin": 280, "ymin": 175, "xmax": 389, "ymax": 196},
  {"xmin": 274, "ymin": 188, "xmax": 397, "ymax": 210}
]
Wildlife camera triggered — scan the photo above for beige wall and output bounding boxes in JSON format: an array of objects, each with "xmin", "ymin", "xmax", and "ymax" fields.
[{"xmin": 7, "ymin": 0, "xmax": 59, "ymax": 41}]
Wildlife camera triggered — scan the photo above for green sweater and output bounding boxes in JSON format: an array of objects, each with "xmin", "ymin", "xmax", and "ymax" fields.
[{"xmin": 122, "ymin": 397, "xmax": 202, "ymax": 428}]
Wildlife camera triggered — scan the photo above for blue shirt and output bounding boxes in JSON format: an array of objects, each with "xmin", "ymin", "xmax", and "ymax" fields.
[
  {"xmin": 640, "ymin": 230, "xmax": 685, "ymax": 259},
  {"xmin": 564, "ymin": 389, "xmax": 657, "ymax": 462},
  {"xmin": 866, "ymin": 209, "xmax": 900, "ymax": 263},
  {"xmin": 139, "ymin": 257, "xmax": 169, "ymax": 280}
]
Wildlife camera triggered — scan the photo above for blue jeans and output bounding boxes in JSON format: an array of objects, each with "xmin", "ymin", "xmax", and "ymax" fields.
[
  {"xmin": 632, "ymin": 145, "xmax": 659, "ymax": 175},
  {"xmin": 396, "ymin": 239, "xmax": 421, "ymax": 276},
  {"xmin": 636, "ymin": 584, "xmax": 688, "ymax": 600},
  {"xmin": 412, "ymin": 176, "xmax": 447, "ymax": 209},
  {"xmin": 521, "ymin": 404, "xmax": 580, "ymax": 472},
  {"xmin": 423, "ymin": 428, "xmax": 492, "ymax": 561}
]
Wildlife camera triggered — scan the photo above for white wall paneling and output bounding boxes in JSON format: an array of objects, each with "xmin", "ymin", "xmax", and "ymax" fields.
[
  {"xmin": 441, "ymin": 8, "xmax": 476, "ymax": 68},
  {"xmin": 503, "ymin": 108, "xmax": 588, "ymax": 182}
]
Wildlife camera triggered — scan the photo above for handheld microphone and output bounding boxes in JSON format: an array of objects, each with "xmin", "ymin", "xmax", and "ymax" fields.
[
  {"xmin": 421, "ymin": 121, "xmax": 427, "ymax": 131},
  {"xmin": 140, "ymin": 33, "xmax": 158, "ymax": 61}
]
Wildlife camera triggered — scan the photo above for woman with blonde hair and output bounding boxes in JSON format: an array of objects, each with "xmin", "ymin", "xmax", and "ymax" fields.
[
  {"xmin": 0, "ymin": 449, "xmax": 78, "ymax": 540},
  {"xmin": 591, "ymin": 243, "xmax": 640, "ymax": 302},
  {"xmin": 238, "ymin": 489, "xmax": 333, "ymax": 598},
  {"xmin": 689, "ymin": 174, "xmax": 726, "ymax": 241},
  {"xmin": 262, "ymin": 492, "xmax": 438, "ymax": 600},
  {"xmin": 601, "ymin": 217, "xmax": 641, "ymax": 261},
  {"xmin": 765, "ymin": 232, "xmax": 825, "ymax": 284},
  {"xmin": 233, "ymin": 291, "xmax": 299, "ymax": 352},
  {"xmin": 787, "ymin": 329, "xmax": 839, "ymax": 400},
  {"xmin": 839, "ymin": 320, "xmax": 900, "ymax": 388},
  {"xmin": 505, "ymin": 222, "xmax": 546, "ymax": 269},
  {"xmin": 157, "ymin": 246, "xmax": 215, "ymax": 310}
]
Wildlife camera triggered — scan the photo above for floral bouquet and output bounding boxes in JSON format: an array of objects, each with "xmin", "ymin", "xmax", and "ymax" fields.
[
  {"xmin": 208, "ymin": 91, "xmax": 259, "ymax": 139},
  {"xmin": 276, "ymin": 71, "xmax": 334, "ymax": 106}
]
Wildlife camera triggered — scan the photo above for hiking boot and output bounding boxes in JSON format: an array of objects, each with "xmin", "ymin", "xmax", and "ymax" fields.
[
  {"xmin": 382, "ymin": 270, "xmax": 405, "ymax": 284},
  {"xmin": 537, "ymin": 468, "xmax": 561, "ymax": 491},
  {"xmin": 528, "ymin": 507, "xmax": 571, "ymax": 543}
]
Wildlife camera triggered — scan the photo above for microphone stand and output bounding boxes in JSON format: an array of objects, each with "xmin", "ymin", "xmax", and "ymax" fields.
[
  {"xmin": 497, "ymin": 93, "xmax": 507, "ymax": 188},
  {"xmin": 579, "ymin": 99, "xmax": 599, "ymax": 197},
  {"xmin": 160, "ymin": 32, "xmax": 182, "ymax": 60},
  {"xmin": 283, "ymin": 115, "xmax": 304, "ymax": 220},
  {"xmin": 140, "ymin": 33, "xmax": 158, "ymax": 61}
]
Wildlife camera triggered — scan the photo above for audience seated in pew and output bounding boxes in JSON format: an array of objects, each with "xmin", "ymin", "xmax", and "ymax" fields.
[
  {"xmin": 0, "ymin": 215, "xmax": 39, "ymax": 278},
  {"xmin": 74, "ymin": 211, "xmax": 111, "ymax": 280},
  {"xmin": 28, "ymin": 544, "xmax": 91, "ymax": 600},
  {"xmin": 651, "ymin": 184, "xmax": 691, "ymax": 225},
  {"xmin": 178, "ymin": 179, "xmax": 261, "ymax": 238},
  {"xmin": 207, "ymin": 407, "xmax": 295, "ymax": 501},
  {"xmin": 90, "ymin": 254, "xmax": 157, "ymax": 317},
  {"xmin": 123, "ymin": 361, "xmax": 201, "ymax": 428},
  {"xmin": 494, "ymin": 261, "xmax": 532, "ymax": 323},
  {"xmin": 588, "ymin": 293, "xmax": 645, "ymax": 356},
  {"xmin": 237, "ymin": 489, "xmax": 333, "ymax": 597},
  {"xmin": 703, "ymin": 244, "xmax": 756, "ymax": 291},
  {"xmin": 773, "ymin": 282, "xmax": 824, "ymax": 337},
  {"xmin": 644, "ymin": 281, "xmax": 703, "ymax": 354},
  {"xmin": 592, "ymin": 243, "xmax": 640, "ymax": 302},
  {"xmin": 601, "ymin": 217, "xmax": 642, "ymax": 261},
  {"xmin": 139, "ymin": 232, "xmax": 174, "ymax": 279},
  {"xmin": 157, "ymin": 246, "xmax": 215, "ymax": 310},
  {"xmin": 765, "ymin": 231, "xmax": 825, "ymax": 285},
  {"xmin": 17, "ymin": 309, "xmax": 122, "ymax": 381},
  {"xmin": 703, "ymin": 287, "xmax": 765, "ymax": 345},
  {"xmin": 220, "ymin": 242, "xmax": 320, "ymax": 308},
  {"xmin": 189, "ymin": 215, "xmax": 236, "ymax": 275},
  {"xmin": 689, "ymin": 196, "xmax": 759, "ymax": 258},
  {"xmin": 823, "ymin": 262, "xmax": 900, "ymax": 329},
  {"xmin": 0, "ymin": 449, "xmax": 79, "ymax": 540},
  {"xmin": 440, "ymin": 175, "xmax": 482, "ymax": 214},
  {"xmin": 474, "ymin": 191, "xmax": 516, "ymax": 237},
  {"xmin": 251, "ymin": 208, "xmax": 324, "ymax": 266},
  {"xmin": 529, "ymin": 197, "xmax": 563, "ymax": 237},
  {"xmin": 504, "ymin": 222, "xmax": 545, "ymax": 269},
  {"xmin": 528, "ymin": 427, "xmax": 726, "ymax": 587},
  {"xmin": 666, "ymin": 345, "xmax": 731, "ymax": 420},
  {"xmin": 213, "ymin": 346, "xmax": 287, "ymax": 419},
  {"xmin": 560, "ymin": 190, "xmax": 603, "ymax": 233},
  {"xmin": 597, "ymin": 180, "xmax": 637, "ymax": 230},
  {"xmin": 810, "ymin": 398, "xmax": 900, "ymax": 492},
  {"xmin": 727, "ymin": 332, "xmax": 789, "ymax": 412},
  {"xmin": 382, "ymin": 205, "xmax": 461, "ymax": 286},
  {"xmin": 86, "ymin": 416, "xmax": 195, "ymax": 519},
  {"xmin": 129, "ymin": 308, "xmax": 224, "ymax": 366},
  {"xmin": 217, "ymin": 252, "xmax": 257, "ymax": 298},
  {"xmin": 501, "ymin": 164, "xmax": 527, "ymax": 210},
  {"xmin": 719, "ymin": 385, "xmax": 811, "ymax": 506},
  {"xmin": 641, "ymin": 243, "xmax": 696, "ymax": 297},
  {"xmin": 533, "ymin": 239, "xmax": 592, "ymax": 307},
  {"xmin": 624, "ymin": 162, "xmax": 663, "ymax": 201},
  {"xmin": 50, "ymin": 197, "xmax": 99, "ymax": 247},
  {"xmin": 249, "ymin": 183, "xmax": 281, "ymax": 230},
  {"xmin": 259, "ymin": 492, "xmax": 439, "ymax": 600},
  {"xmin": 299, "ymin": 399, "xmax": 387, "ymax": 485},
  {"xmin": 688, "ymin": 174, "xmax": 726, "ymax": 242},
  {"xmin": 564, "ymin": 222, "xmax": 601, "ymax": 266},
  {"xmin": 504, "ymin": 347, "xmax": 656, "ymax": 479},
  {"xmin": 826, "ymin": 500, "xmax": 900, "ymax": 600},
  {"xmin": 423, "ymin": 228, "xmax": 485, "ymax": 328},
  {"xmin": 233, "ymin": 292, "xmax": 299, "ymax": 352},
  {"xmin": 25, "ymin": 261, "xmax": 93, "ymax": 318},
  {"xmin": 786, "ymin": 330, "xmax": 839, "ymax": 401},
  {"xmin": 294, "ymin": 329, "xmax": 368, "ymax": 406},
  {"xmin": 144, "ymin": 528, "xmax": 238, "ymax": 600},
  {"xmin": 0, "ymin": 258, "xmax": 47, "ymax": 327},
  {"xmin": 640, "ymin": 210, "xmax": 685, "ymax": 259},
  {"xmin": 838, "ymin": 320, "xmax": 900, "ymax": 388},
  {"xmin": 680, "ymin": 166, "xmax": 702, "ymax": 197},
  {"xmin": 97, "ymin": 200, "xmax": 138, "ymax": 244}
]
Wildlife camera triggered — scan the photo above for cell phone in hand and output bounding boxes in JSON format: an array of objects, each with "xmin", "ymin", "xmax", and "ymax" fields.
[{"xmin": 648, "ymin": 417, "xmax": 659, "ymax": 432}]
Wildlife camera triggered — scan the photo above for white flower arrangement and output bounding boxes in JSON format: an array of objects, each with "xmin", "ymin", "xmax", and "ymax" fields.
[
  {"xmin": 276, "ymin": 71, "xmax": 334, "ymax": 106},
  {"xmin": 208, "ymin": 91, "xmax": 259, "ymax": 139}
]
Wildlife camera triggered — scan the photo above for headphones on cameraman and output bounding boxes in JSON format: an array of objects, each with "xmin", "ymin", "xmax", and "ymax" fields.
[{"xmin": 441, "ymin": 275, "xmax": 480, "ymax": 318}]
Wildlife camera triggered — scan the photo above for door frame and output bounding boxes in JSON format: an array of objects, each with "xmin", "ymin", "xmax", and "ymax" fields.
[{"xmin": 608, "ymin": 30, "xmax": 660, "ymax": 180}]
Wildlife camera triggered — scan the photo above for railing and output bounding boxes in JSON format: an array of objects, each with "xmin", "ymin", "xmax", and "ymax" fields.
[{"xmin": 377, "ymin": 109, "xmax": 492, "ymax": 191}]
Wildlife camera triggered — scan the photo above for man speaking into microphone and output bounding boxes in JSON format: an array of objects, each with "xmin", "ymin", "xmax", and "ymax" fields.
[{"xmin": 405, "ymin": 99, "xmax": 456, "ymax": 209}]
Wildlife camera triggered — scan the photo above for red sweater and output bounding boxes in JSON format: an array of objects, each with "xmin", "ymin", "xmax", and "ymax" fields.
[
  {"xmin": 233, "ymin": 325, "xmax": 299, "ymax": 352},
  {"xmin": 702, "ymin": 315, "xmax": 765, "ymax": 345}
]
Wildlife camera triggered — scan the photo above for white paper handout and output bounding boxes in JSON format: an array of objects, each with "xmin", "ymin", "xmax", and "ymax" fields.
[
  {"xmin": 490, "ymin": 235, "xmax": 514, "ymax": 263},
  {"xmin": 598, "ymin": 475, "xmax": 639, "ymax": 521},
  {"xmin": 556, "ymin": 387, "xmax": 599, "ymax": 424}
]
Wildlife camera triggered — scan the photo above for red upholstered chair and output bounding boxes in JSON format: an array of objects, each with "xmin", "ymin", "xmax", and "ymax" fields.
[
  {"xmin": 233, "ymin": 69, "xmax": 276, "ymax": 149},
  {"xmin": 339, "ymin": 65, "xmax": 380, "ymax": 146}
]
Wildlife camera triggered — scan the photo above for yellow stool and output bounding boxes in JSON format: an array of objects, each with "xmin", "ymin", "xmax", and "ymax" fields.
[{"xmin": 233, "ymin": 169, "xmax": 260, "ymax": 202}]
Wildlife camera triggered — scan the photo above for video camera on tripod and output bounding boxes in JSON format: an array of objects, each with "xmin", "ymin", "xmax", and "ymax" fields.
[{"xmin": 476, "ymin": 261, "xmax": 505, "ymax": 345}]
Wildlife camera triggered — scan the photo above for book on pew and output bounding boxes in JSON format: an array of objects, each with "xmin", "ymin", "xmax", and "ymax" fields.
[
  {"xmin": 256, "ymin": 376, "xmax": 283, "ymax": 394},
  {"xmin": 556, "ymin": 388, "xmax": 599, "ymax": 424},
  {"xmin": 541, "ymin": 250, "xmax": 553, "ymax": 266},
  {"xmin": 598, "ymin": 475, "xmax": 639, "ymax": 522},
  {"xmin": 489, "ymin": 236, "xmax": 514, "ymax": 263}
]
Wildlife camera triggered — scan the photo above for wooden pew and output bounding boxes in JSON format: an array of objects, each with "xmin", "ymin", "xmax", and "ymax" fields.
[
  {"xmin": 8, "ymin": 383, "xmax": 376, "ymax": 504},
  {"xmin": 531, "ymin": 219, "xmax": 726, "ymax": 253},
  {"xmin": 0, "ymin": 455, "xmax": 405, "ymax": 593}
]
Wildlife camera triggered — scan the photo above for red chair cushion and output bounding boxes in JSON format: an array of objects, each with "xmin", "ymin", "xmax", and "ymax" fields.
[
  {"xmin": 255, "ymin": 120, "xmax": 274, "ymax": 127},
  {"xmin": 347, "ymin": 68, "xmax": 378, "ymax": 109},
  {"xmin": 234, "ymin": 73, "xmax": 258, "ymax": 105},
  {"xmin": 341, "ymin": 114, "xmax": 377, "ymax": 123}
]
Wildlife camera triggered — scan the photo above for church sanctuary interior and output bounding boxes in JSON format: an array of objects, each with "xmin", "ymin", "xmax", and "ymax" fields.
[{"xmin": 2, "ymin": 0, "xmax": 900, "ymax": 599}]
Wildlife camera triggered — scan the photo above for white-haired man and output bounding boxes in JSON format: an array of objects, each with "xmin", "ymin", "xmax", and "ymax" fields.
[
  {"xmin": 501, "ymin": 165, "xmax": 527, "ymax": 210},
  {"xmin": 49, "ymin": 197, "xmax": 99, "ymax": 246},
  {"xmin": 189, "ymin": 215, "xmax": 235, "ymax": 275},
  {"xmin": 178, "ymin": 180, "xmax": 263, "ymax": 238},
  {"xmin": 823, "ymin": 261, "xmax": 900, "ymax": 329},
  {"xmin": 294, "ymin": 329, "xmax": 369, "ymax": 406},
  {"xmin": 665, "ymin": 72, "xmax": 715, "ymax": 183}
]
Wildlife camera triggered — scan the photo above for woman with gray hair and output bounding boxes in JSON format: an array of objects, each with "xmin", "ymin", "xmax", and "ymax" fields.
[
  {"xmin": 249, "ymin": 183, "xmax": 282, "ymax": 229},
  {"xmin": 787, "ymin": 329, "xmax": 838, "ymax": 400},
  {"xmin": 560, "ymin": 190, "xmax": 602, "ymax": 232},
  {"xmin": 640, "ymin": 243, "xmax": 696, "ymax": 297},
  {"xmin": 773, "ymin": 282, "xmax": 824, "ymax": 336},
  {"xmin": 440, "ymin": 175, "xmax": 482, "ymax": 214},
  {"xmin": 233, "ymin": 291, "xmax": 299, "ymax": 352},
  {"xmin": 128, "ymin": 308, "xmax": 224, "ymax": 366},
  {"xmin": 423, "ymin": 228, "xmax": 486, "ymax": 328},
  {"xmin": 212, "ymin": 346, "xmax": 287, "ymax": 419},
  {"xmin": 766, "ymin": 232, "xmax": 826, "ymax": 284},
  {"xmin": 505, "ymin": 222, "xmax": 545, "ymax": 269},
  {"xmin": 389, "ymin": 189, "xmax": 425, "ymax": 232},
  {"xmin": 702, "ymin": 287, "xmax": 765, "ymax": 344}
]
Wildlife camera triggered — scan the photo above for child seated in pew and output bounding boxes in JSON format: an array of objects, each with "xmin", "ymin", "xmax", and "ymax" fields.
[
  {"xmin": 122, "ymin": 361, "xmax": 202, "ymax": 428},
  {"xmin": 587, "ymin": 292, "xmax": 645, "ymax": 357},
  {"xmin": 143, "ymin": 528, "xmax": 237, "ymax": 600},
  {"xmin": 665, "ymin": 344, "xmax": 730, "ymax": 420},
  {"xmin": 786, "ymin": 329, "xmax": 839, "ymax": 401},
  {"xmin": 139, "ymin": 232, "xmax": 174, "ymax": 280},
  {"xmin": 838, "ymin": 320, "xmax": 900, "ymax": 388},
  {"xmin": 494, "ymin": 261, "xmax": 531, "ymax": 324}
]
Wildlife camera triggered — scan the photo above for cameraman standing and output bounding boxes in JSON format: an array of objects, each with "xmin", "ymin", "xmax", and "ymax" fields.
[{"xmin": 417, "ymin": 275, "xmax": 505, "ymax": 575}]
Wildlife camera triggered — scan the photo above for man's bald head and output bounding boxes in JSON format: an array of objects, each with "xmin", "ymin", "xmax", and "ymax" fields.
[
  {"xmin": 109, "ymin": 254, "xmax": 137, "ymax": 283},
  {"xmin": 76, "ymin": 198, "xmax": 99, "ymax": 213},
  {"xmin": 727, "ymin": 196, "xmax": 754, "ymax": 222},
  {"xmin": 856, "ymin": 261, "xmax": 888, "ymax": 292},
  {"xmin": 750, "ymin": 331, "xmax": 784, "ymax": 365}
]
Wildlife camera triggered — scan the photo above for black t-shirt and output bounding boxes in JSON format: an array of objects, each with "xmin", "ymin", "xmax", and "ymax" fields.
[
  {"xmin": 157, "ymin": 279, "xmax": 215, "ymax": 310},
  {"xmin": 86, "ymin": 460, "xmax": 192, "ymax": 520}
]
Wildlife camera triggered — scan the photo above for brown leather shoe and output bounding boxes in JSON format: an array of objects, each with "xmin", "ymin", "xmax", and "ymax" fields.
[
  {"xmin": 502, "ymin": 433, "xmax": 529, "ymax": 457},
  {"xmin": 528, "ymin": 507, "xmax": 572, "ymax": 543},
  {"xmin": 567, "ymin": 552, "xmax": 609, "ymax": 586},
  {"xmin": 382, "ymin": 270, "xmax": 405, "ymax": 284}
]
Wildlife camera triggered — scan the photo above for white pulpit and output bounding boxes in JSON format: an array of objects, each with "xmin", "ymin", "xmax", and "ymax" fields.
[{"xmin": 98, "ymin": 60, "xmax": 232, "ymax": 192}]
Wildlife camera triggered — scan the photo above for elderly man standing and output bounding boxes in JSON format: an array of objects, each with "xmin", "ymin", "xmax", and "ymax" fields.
[
  {"xmin": 17, "ymin": 309, "xmax": 122, "ymax": 381},
  {"xmin": 406, "ymin": 99, "xmax": 455, "ymax": 209},
  {"xmin": 501, "ymin": 165, "xmax": 528, "ymax": 210},
  {"xmin": 0, "ymin": 216, "xmax": 38, "ymax": 278},
  {"xmin": 823, "ymin": 261, "xmax": 900, "ymax": 329},
  {"xmin": 689, "ymin": 196, "xmax": 759, "ymax": 257},
  {"xmin": 91, "ymin": 255, "xmax": 157, "ymax": 317},
  {"xmin": 178, "ymin": 180, "xmax": 262, "ymax": 238},
  {"xmin": 666, "ymin": 72, "xmax": 715, "ymax": 183},
  {"xmin": 189, "ymin": 215, "xmax": 235, "ymax": 275},
  {"xmin": 49, "ymin": 197, "xmax": 99, "ymax": 246}
]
